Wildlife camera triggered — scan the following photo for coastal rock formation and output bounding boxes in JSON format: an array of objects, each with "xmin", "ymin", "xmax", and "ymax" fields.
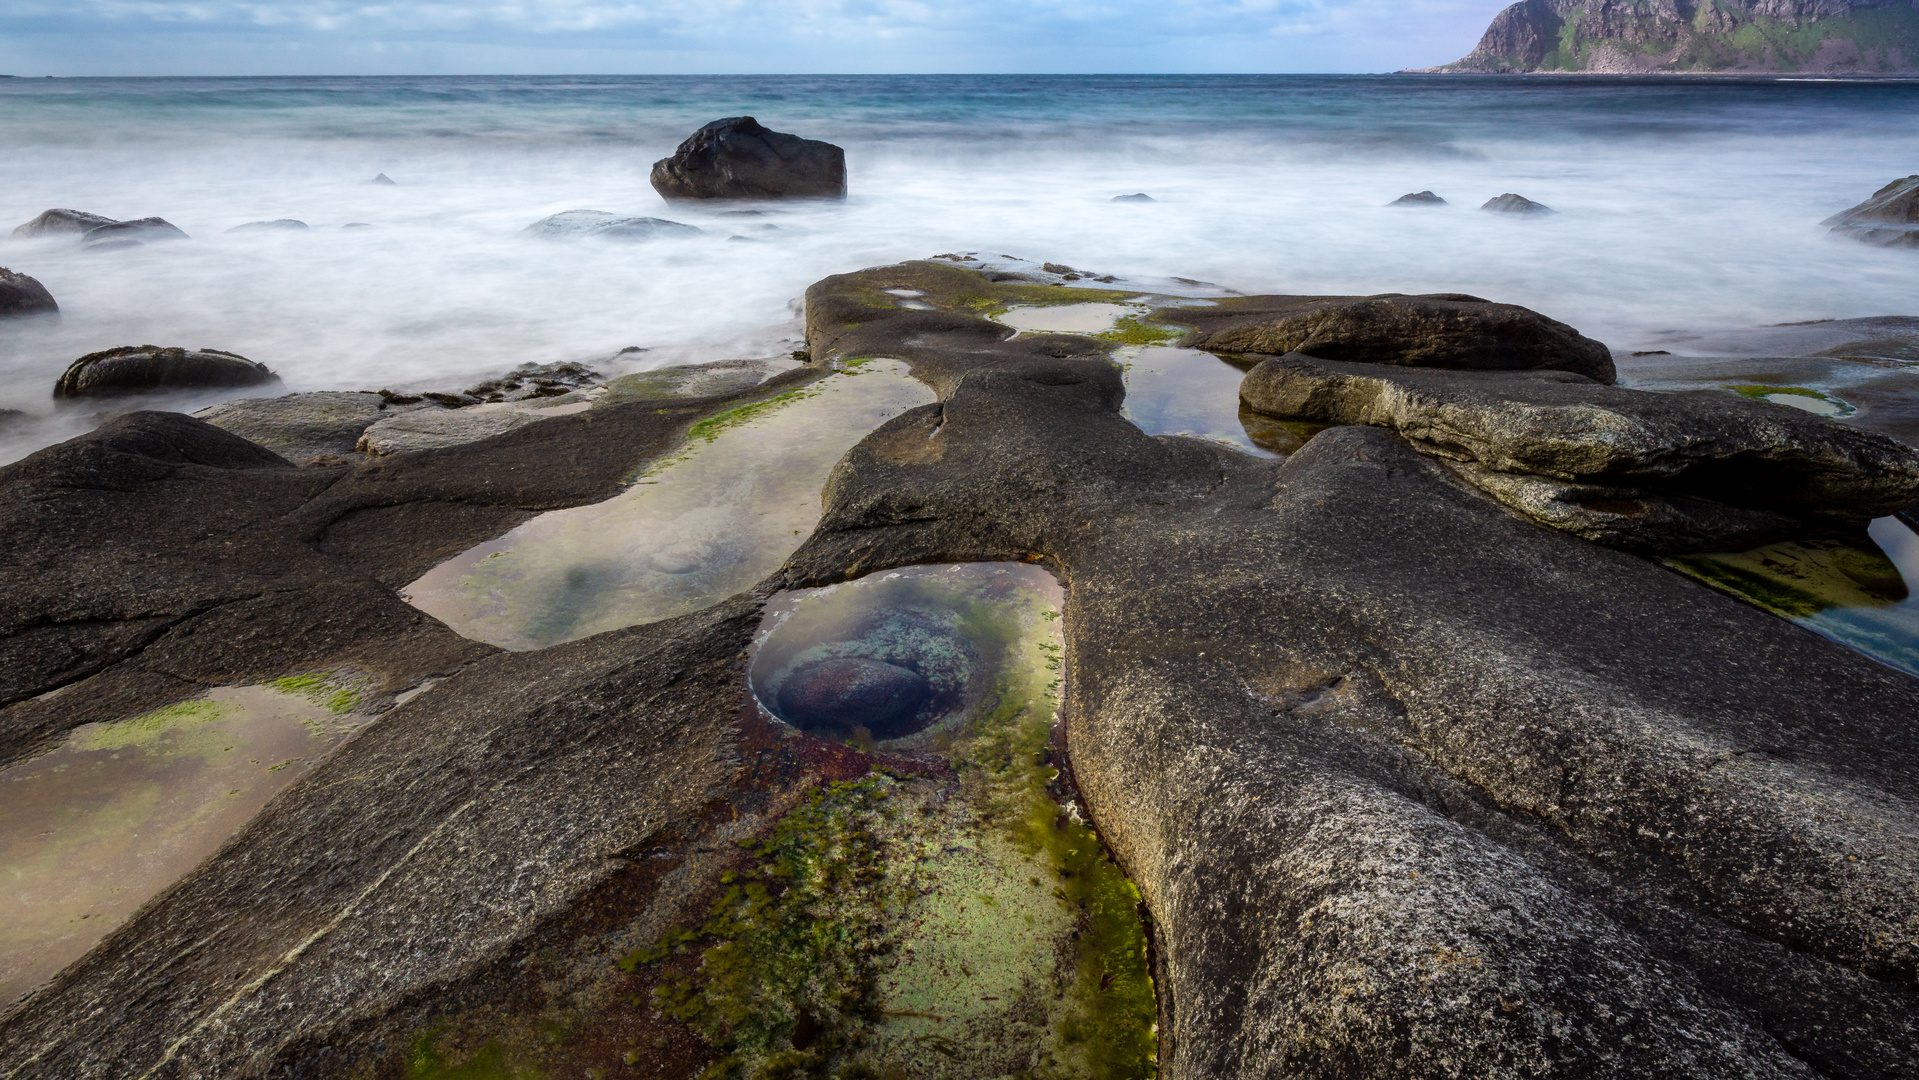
[
  {"xmin": 597, "ymin": 357, "xmax": 791, "ymax": 405},
  {"xmin": 195, "ymin": 390, "xmax": 397, "ymax": 463},
  {"xmin": 1237, "ymin": 352, "xmax": 1919, "ymax": 550},
  {"xmin": 0, "ymin": 266, "xmax": 57, "ymax": 315},
  {"xmin": 1389, "ymin": 190, "xmax": 1447, "ymax": 206},
  {"xmin": 650, "ymin": 116, "xmax": 848, "ymax": 201},
  {"xmin": 10, "ymin": 208, "xmax": 116, "ymax": 238},
  {"xmin": 1159, "ymin": 292, "xmax": 1617, "ymax": 382},
  {"xmin": 53, "ymin": 346, "xmax": 277, "ymax": 398},
  {"xmin": 1483, "ymin": 192, "xmax": 1555, "ymax": 214},
  {"xmin": 225, "ymin": 219, "xmax": 309, "ymax": 233},
  {"xmin": 1430, "ymin": 0, "xmax": 1919, "ymax": 74},
  {"xmin": 1824, "ymin": 174, "xmax": 1919, "ymax": 247},
  {"xmin": 522, "ymin": 209, "xmax": 702, "ymax": 240},
  {"xmin": 355, "ymin": 399, "xmax": 586, "ymax": 455},
  {"xmin": 79, "ymin": 217, "xmax": 189, "ymax": 250}
]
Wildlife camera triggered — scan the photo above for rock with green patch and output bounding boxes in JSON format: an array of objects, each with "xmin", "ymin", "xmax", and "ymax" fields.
[{"xmin": 598, "ymin": 358, "xmax": 794, "ymax": 406}]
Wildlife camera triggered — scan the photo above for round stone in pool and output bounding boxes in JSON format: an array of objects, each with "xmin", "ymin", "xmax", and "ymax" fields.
[{"xmin": 773, "ymin": 657, "xmax": 931, "ymax": 738}]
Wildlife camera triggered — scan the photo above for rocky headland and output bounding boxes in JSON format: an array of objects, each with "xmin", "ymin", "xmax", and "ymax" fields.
[{"xmin": 0, "ymin": 258, "xmax": 1914, "ymax": 1080}]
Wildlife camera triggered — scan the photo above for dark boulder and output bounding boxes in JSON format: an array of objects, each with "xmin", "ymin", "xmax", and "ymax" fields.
[
  {"xmin": 54, "ymin": 346, "xmax": 278, "ymax": 398},
  {"xmin": 0, "ymin": 267, "xmax": 57, "ymax": 315},
  {"xmin": 649, "ymin": 116, "xmax": 847, "ymax": 201},
  {"xmin": 11, "ymin": 208, "xmax": 117, "ymax": 238},
  {"xmin": 1482, "ymin": 192, "xmax": 1555, "ymax": 214},
  {"xmin": 1390, "ymin": 190, "xmax": 1447, "ymax": 206},
  {"xmin": 1823, "ymin": 175, "xmax": 1919, "ymax": 248},
  {"xmin": 773, "ymin": 657, "xmax": 930, "ymax": 736},
  {"xmin": 80, "ymin": 217, "xmax": 189, "ymax": 250},
  {"xmin": 1168, "ymin": 292, "xmax": 1617, "ymax": 382},
  {"xmin": 521, "ymin": 209, "xmax": 701, "ymax": 240},
  {"xmin": 226, "ymin": 219, "xmax": 309, "ymax": 233}
]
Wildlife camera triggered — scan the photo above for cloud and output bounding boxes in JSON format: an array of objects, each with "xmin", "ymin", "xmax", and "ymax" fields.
[{"xmin": 0, "ymin": 0, "xmax": 1510, "ymax": 74}]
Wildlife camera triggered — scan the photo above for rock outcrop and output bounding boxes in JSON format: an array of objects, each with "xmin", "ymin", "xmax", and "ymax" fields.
[
  {"xmin": 597, "ymin": 357, "xmax": 791, "ymax": 405},
  {"xmin": 1825, "ymin": 174, "xmax": 1919, "ymax": 247},
  {"xmin": 1483, "ymin": 192, "xmax": 1555, "ymax": 214},
  {"xmin": 1389, "ymin": 190, "xmax": 1447, "ymax": 206},
  {"xmin": 1428, "ymin": 0, "xmax": 1919, "ymax": 73},
  {"xmin": 225, "ymin": 219, "xmax": 309, "ymax": 233},
  {"xmin": 53, "ymin": 346, "xmax": 277, "ymax": 398},
  {"xmin": 1159, "ymin": 292, "xmax": 1617, "ymax": 382},
  {"xmin": 195, "ymin": 390, "xmax": 397, "ymax": 463},
  {"xmin": 522, "ymin": 209, "xmax": 702, "ymax": 240},
  {"xmin": 10, "ymin": 209, "xmax": 116, "ymax": 238},
  {"xmin": 650, "ymin": 116, "xmax": 847, "ymax": 201},
  {"xmin": 80, "ymin": 217, "xmax": 190, "ymax": 250},
  {"xmin": 0, "ymin": 267, "xmax": 57, "ymax": 315}
]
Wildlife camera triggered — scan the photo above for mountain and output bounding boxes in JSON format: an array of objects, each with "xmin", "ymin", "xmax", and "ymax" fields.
[{"xmin": 1427, "ymin": 0, "xmax": 1919, "ymax": 73}]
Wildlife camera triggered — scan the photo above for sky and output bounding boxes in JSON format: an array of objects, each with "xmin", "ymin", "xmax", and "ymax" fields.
[{"xmin": 0, "ymin": 1, "xmax": 1513, "ymax": 76}]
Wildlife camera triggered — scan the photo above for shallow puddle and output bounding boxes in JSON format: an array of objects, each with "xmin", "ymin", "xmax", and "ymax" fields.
[
  {"xmin": 607, "ymin": 564, "xmax": 1158, "ymax": 1080},
  {"xmin": 1118, "ymin": 345, "xmax": 1284, "ymax": 458},
  {"xmin": 402, "ymin": 362, "xmax": 936, "ymax": 650},
  {"xmin": 1670, "ymin": 516, "xmax": 1919, "ymax": 678},
  {"xmin": 999, "ymin": 302, "xmax": 1136, "ymax": 335},
  {"xmin": 0, "ymin": 676, "xmax": 376, "ymax": 1007}
]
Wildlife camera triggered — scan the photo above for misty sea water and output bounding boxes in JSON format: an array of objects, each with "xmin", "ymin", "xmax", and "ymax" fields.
[{"xmin": 1, "ymin": 73, "xmax": 1916, "ymax": 462}]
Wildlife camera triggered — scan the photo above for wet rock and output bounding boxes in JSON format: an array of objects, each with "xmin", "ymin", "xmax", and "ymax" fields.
[
  {"xmin": 225, "ymin": 219, "xmax": 308, "ymax": 233},
  {"xmin": 370, "ymin": 173, "xmax": 396, "ymax": 185},
  {"xmin": 773, "ymin": 657, "xmax": 930, "ymax": 736},
  {"xmin": 597, "ymin": 357, "xmax": 789, "ymax": 405},
  {"xmin": 80, "ymin": 217, "xmax": 189, "ymax": 249},
  {"xmin": 1823, "ymin": 174, "xmax": 1919, "ymax": 248},
  {"xmin": 195, "ymin": 391, "xmax": 397, "ymax": 463},
  {"xmin": 11, "ymin": 208, "xmax": 117, "ymax": 238},
  {"xmin": 1482, "ymin": 192, "xmax": 1555, "ymax": 214},
  {"xmin": 650, "ymin": 116, "xmax": 847, "ymax": 201},
  {"xmin": 521, "ymin": 209, "xmax": 702, "ymax": 241},
  {"xmin": 1389, "ymin": 190, "xmax": 1447, "ymax": 206},
  {"xmin": 355, "ymin": 400, "xmax": 576, "ymax": 456},
  {"xmin": 0, "ymin": 266, "xmax": 57, "ymax": 315},
  {"xmin": 1239, "ymin": 352, "xmax": 1919, "ymax": 550},
  {"xmin": 1166, "ymin": 292, "xmax": 1617, "ymax": 382},
  {"xmin": 1111, "ymin": 192, "xmax": 1156, "ymax": 202},
  {"xmin": 461, "ymin": 360, "xmax": 602, "ymax": 402},
  {"xmin": 53, "ymin": 345, "xmax": 278, "ymax": 398}
]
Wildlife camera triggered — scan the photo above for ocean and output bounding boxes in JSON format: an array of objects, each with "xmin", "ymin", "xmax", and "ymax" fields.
[{"xmin": 1, "ymin": 73, "xmax": 1916, "ymax": 462}]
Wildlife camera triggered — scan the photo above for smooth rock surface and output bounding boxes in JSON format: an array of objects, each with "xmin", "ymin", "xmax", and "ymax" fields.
[
  {"xmin": 79, "ymin": 217, "xmax": 188, "ymax": 249},
  {"xmin": 0, "ymin": 267, "xmax": 57, "ymax": 315},
  {"xmin": 10, "ymin": 209, "xmax": 116, "ymax": 238},
  {"xmin": 1161, "ymin": 292, "xmax": 1617, "ymax": 382},
  {"xmin": 1824, "ymin": 174, "xmax": 1919, "ymax": 248},
  {"xmin": 355, "ymin": 399, "xmax": 582, "ymax": 455},
  {"xmin": 195, "ymin": 390, "xmax": 395, "ymax": 463},
  {"xmin": 1482, "ymin": 192, "xmax": 1554, "ymax": 214},
  {"xmin": 650, "ymin": 116, "xmax": 847, "ymax": 201},
  {"xmin": 53, "ymin": 345, "xmax": 277, "ymax": 398},
  {"xmin": 597, "ymin": 357, "xmax": 790, "ymax": 405},
  {"xmin": 522, "ymin": 209, "xmax": 702, "ymax": 240}
]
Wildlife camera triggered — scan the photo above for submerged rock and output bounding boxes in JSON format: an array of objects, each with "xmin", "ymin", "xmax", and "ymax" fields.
[
  {"xmin": 1824, "ymin": 174, "xmax": 1919, "ymax": 248},
  {"xmin": 773, "ymin": 657, "xmax": 930, "ymax": 736},
  {"xmin": 1390, "ymin": 190, "xmax": 1447, "ymax": 206},
  {"xmin": 1111, "ymin": 192, "xmax": 1156, "ymax": 202},
  {"xmin": 195, "ymin": 390, "xmax": 395, "ymax": 463},
  {"xmin": 11, "ymin": 208, "xmax": 117, "ymax": 238},
  {"xmin": 650, "ymin": 116, "xmax": 847, "ymax": 201},
  {"xmin": 53, "ymin": 345, "xmax": 277, "ymax": 398},
  {"xmin": 1167, "ymin": 292, "xmax": 1617, "ymax": 382},
  {"xmin": 521, "ymin": 209, "xmax": 702, "ymax": 241},
  {"xmin": 225, "ymin": 219, "xmax": 309, "ymax": 233},
  {"xmin": 1482, "ymin": 192, "xmax": 1555, "ymax": 214},
  {"xmin": 0, "ymin": 266, "xmax": 57, "ymax": 315},
  {"xmin": 80, "ymin": 217, "xmax": 189, "ymax": 249},
  {"xmin": 370, "ymin": 173, "xmax": 396, "ymax": 186}
]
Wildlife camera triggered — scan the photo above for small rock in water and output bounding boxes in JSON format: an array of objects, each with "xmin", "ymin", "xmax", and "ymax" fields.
[
  {"xmin": 54, "ymin": 345, "xmax": 277, "ymax": 398},
  {"xmin": 1823, "ymin": 175, "xmax": 1919, "ymax": 248},
  {"xmin": 0, "ymin": 267, "xmax": 58, "ymax": 316},
  {"xmin": 1111, "ymin": 192, "xmax": 1156, "ymax": 202},
  {"xmin": 80, "ymin": 217, "xmax": 190, "ymax": 249},
  {"xmin": 522, "ymin": 209, "xmax": 701, "ymax": 241},
  {"xmin": 226, "ymin": 219, "xmax": 309, "ymax": 233},
  {"xmin": 650, "ymin": 116, "xmax": 847, "ymax": 201},
  {"xmin": 774, "ymin": 657, "xmax": 931, "ymax": 737},
  {"xmin": 341, "ymin": 222, "xmax": 377, "ymax": 230},
  {"xmin": 11, "ymin": 208, "xmax": 117, "ymax": 238},
  {"xmin": 370, "ymin": 173, "xmax": 397, "ymax": 185},
  {"xmin": 1481, "ymin": 192, "xmax": 1555, "ymax": 215},
  {"xmin": 1390, "ymin": 190, "xmax": 1448, "ymax": 206}
]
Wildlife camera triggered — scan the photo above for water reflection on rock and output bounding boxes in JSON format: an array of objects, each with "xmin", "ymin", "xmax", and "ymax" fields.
[
  {"xmin": 1118, "ymin": 344, "xmax": 1282, "ymax": 457},
  {"xmin": 403, "ymin": 362, "xmax": 935, "ymax": 650}
]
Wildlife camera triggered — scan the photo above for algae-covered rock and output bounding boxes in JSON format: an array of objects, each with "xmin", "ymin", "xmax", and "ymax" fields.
[
  {"xmin": 53, "ymin": 345, "xmax": 277, "ymax": 398},
  {"xmin": 1824, "ymin": 174, "xmax": 1919, "ymax": 248},
  {"xmin": 1165, "ymin": 292, "xmax": 1616, "ymax": 382},
  {"xmin": 650, "ymin": 116, "xmax": 847, "ymax": 201},
  {"xmin": 0, "ymin": 267, "xmax": 57, "ymax": 316}
]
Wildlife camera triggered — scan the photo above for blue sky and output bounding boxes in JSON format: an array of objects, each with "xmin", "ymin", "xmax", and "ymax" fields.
[{"xmin": 0, "ymin": 1, "xmax": 1511, "ymax": 75}]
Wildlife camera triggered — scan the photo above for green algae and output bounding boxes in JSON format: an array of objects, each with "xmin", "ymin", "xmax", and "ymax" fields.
[
  {"xmin": 1669, "ymin": 537, "xmax": 1907, "ymax": 620},
  {"xmin": 65, "ymin": 699, "xmax": 239, "ymax": 754},
  {"xmin": 1096, "ymin": 315, "xmax": 1183, "ymax": 347},
  {"xmin": 408, "ymin": 1035, "xmax": 537, "ymax": 1080},
  {"xmin": 269, "ymin": 671, "xmax": 369, "ymax": 715}
]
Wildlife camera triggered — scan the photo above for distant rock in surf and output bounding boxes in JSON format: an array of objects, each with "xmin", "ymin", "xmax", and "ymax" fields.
[
  {"xmin": 12, "ymin": 208, "xmax": 118, "ymax": 238},
  {"xmin": 370, "ymin": 173, "xmax": 397, "ymax": 186},
  {"xmin": 54, "ymin": 345, "xmax": 277, "ymax": 398},
  {"xmin": 81, "ymin": 217, "xmax": 190, "ymax": 250},
  {"xmin": 1390, "ymin": 191, "xmax": 1447, "ymax": 207},
  {"xmin": 522, "ymin": 209, "xmax": 701, "ymax": 241},
  {"xmin": 1823, "ymin": 175, "xmax": 1919, "ymax": 248},
  {"xmin": 1112, "ymin": 193, "xmax": 1156, "ymax": 202},
  {"xmin": 341, "ymin": 222, "xmax": 377, "ymax": 230},
  {"xmin": 650, "ymin": 117, "xmax": 847, "ymax": 201},
  {"xmin": 0, "ymin": 267, "xmax": 57, "ymax": 316},
  {"xmin": 1482, "ymin": 193, "xmax": 1554, "ymax": 215},
  {"xmin": 226, "ymin": 219, "xmax": 309, "ymax": 233}
]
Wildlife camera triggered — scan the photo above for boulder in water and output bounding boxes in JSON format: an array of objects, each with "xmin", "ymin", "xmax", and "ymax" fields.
[
  {"xmin": 521, "ymin": 210, "xmax": 701, "ymax": 241},
  {"xmin": 1390, "ymin": 190, "xmax": 1448, "ymax": 206},
  {"xmin": 12, "ymin": 209, "xmax": 118, "ymax": 238},
  {"xmin": 370, "ymin": 173, "xmax": 396, "ymax": 186},
  {"xmin": 54, "ymin": 345, "xmax": 277, "ymax": 398},
  {"xmin": 226, "ymin": 219, "xmax": 309, "ymax": 233},
  {"xmin": 1482, "ymin": 192, "xmax": 1555, "ymax": 215},
  {"xmin": 773, "ymin": 657, "xmax": 931, "ymax": 737},
  {"xmin": 1111, "ymin": 192, "xmax": 1156, "ymax": 202},
  {"xmin": 0, "ymin": 267, "xmax": 57, "ymax": 316},
  {"xmin": 80, "ymin": 217, "xmax": 190, "ymax": 250},
  {"xmin": 1823, "ymin": 175, "xmax": 1919, "ymax": 248},
  {"xmin": 649, "ymin": 116, "xmax": 847, "ymax": 201}
]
